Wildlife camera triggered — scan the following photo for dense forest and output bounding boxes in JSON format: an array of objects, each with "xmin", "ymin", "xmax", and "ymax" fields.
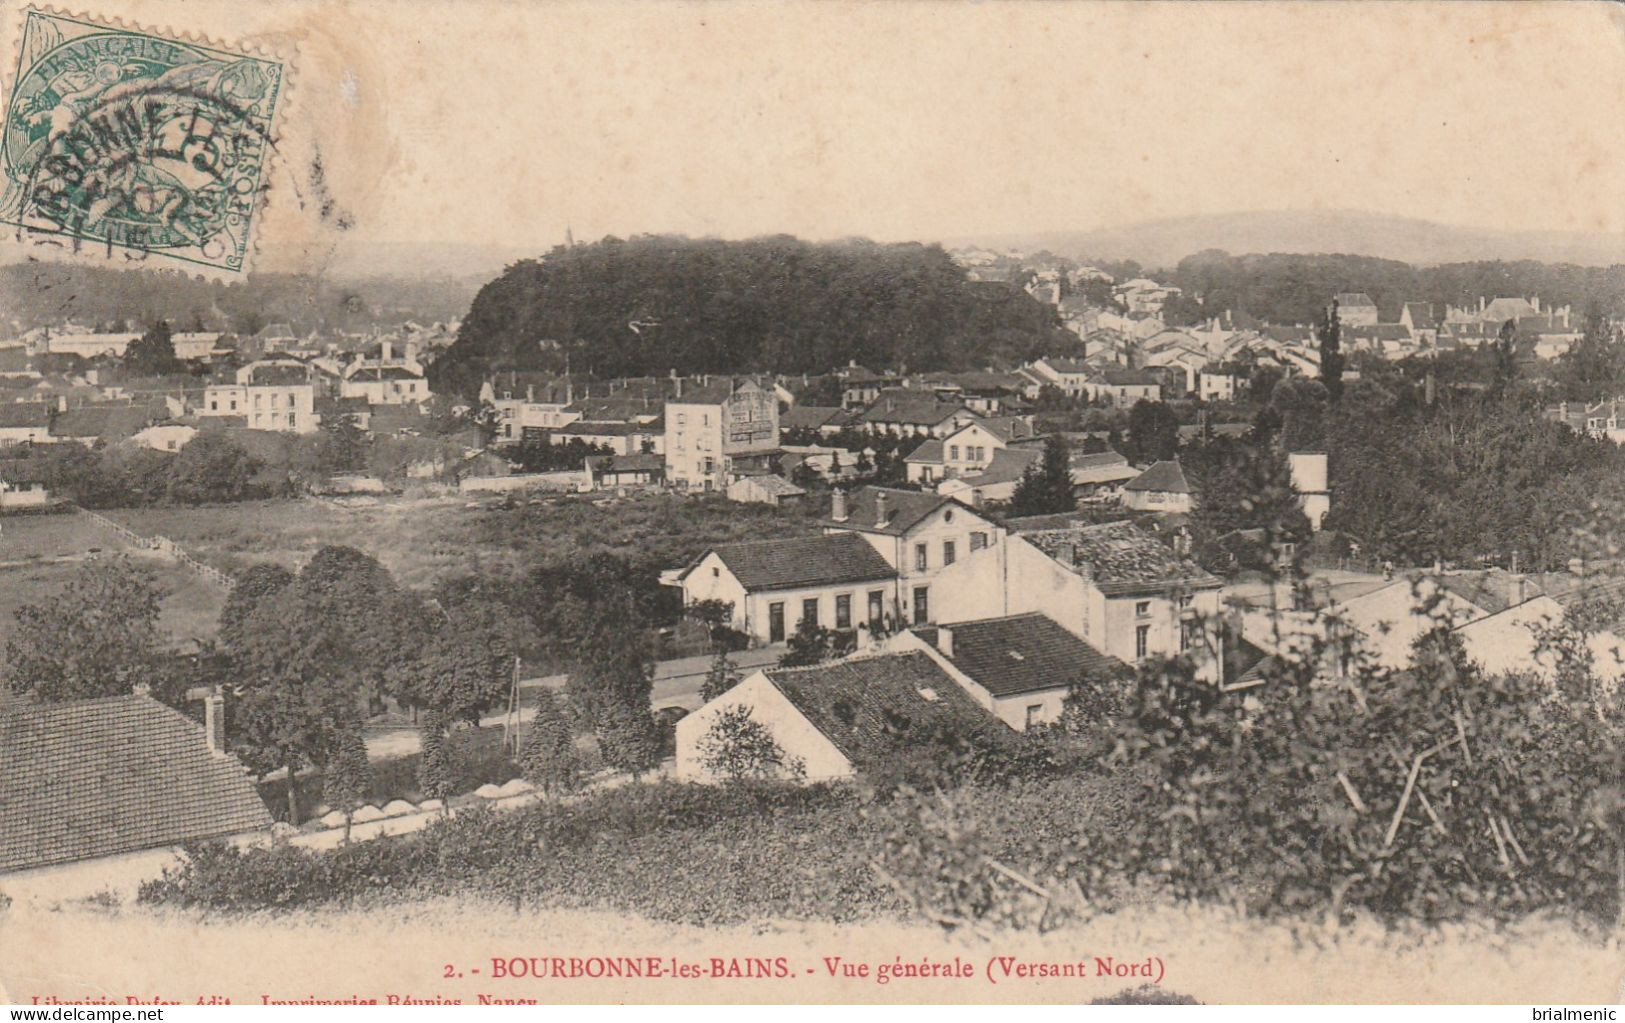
[
  {"xmin": 428, "ymin": 236, "xmax": 1078, "ymax": 396},
  {"xmin": 1164, "ymin": 251, "xmax": 1625, "ymax": 325},
  {"xmin": 0, "ymin": 263, "xmax": 478, "ymax": 335}
]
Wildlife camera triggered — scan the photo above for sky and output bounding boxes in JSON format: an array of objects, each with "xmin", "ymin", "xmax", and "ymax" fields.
[{"xmin": 6, "ymin": 1, "xmax": 1625, "ymax": 272}]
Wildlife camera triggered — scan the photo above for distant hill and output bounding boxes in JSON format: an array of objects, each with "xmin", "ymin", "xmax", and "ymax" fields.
[{"xmin": 950, "ymin": 209, "xmax": 1625, "ymax": 271}]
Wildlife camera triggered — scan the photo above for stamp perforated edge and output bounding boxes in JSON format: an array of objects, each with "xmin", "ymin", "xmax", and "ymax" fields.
[{"xmin": 0, "ymin": 2, "xmax": 301, "ymax": 279}]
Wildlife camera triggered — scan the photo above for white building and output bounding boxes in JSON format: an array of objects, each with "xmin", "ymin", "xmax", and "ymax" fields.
[{"xmin": 664, "ymin": 378, "xmax": 779, "ymax": 491}]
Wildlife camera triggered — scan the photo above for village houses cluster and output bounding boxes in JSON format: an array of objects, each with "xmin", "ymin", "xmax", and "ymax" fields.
[{"xmin": 0, "ymin": 253, "xmax": 1616, "ymax": 891}]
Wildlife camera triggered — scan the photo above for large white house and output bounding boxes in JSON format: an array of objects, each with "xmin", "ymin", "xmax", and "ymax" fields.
[
  {"xmin": 666, "ymin": 532, "xmax": 900, "ymax": 644},
  {"xmin": 821, "ymin": 487, "xmax": 1005, "ymax": 627}
]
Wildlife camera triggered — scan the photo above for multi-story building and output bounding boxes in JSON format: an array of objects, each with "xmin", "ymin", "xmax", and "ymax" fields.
[
  {"xmin": 821, "ymin": 486, "xmax": 1005, "ymax": 627},
  {"xmin": 340, "ymin": 342, "xmax": 431, "ymax": 405},
  {"xmin": 663, "ymin": 378, "xmax": 779, "ymax": 491},
  {"xmin": 199, "ymin": 358, "xmax": 325, "ymax": 433}
]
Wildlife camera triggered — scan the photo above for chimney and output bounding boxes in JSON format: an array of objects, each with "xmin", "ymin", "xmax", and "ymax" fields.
[
  {"xmin": 875, "ymin": 491, "xmax": 890, "ymax": 528},
  {"xmin": 131, "ymin": 681, "xmax": 152, "ymax": 698},
  {"xmin": 1057, "ymin": 542, "xmax": 1076, "ymax": 567},
  {"xmin": 936, "ymin": 625, "xmax": 954, "ymax": 658},
  {"xmin": 205, "ymin": 688, "xmax": 226, "ymax": 755},
  {"xmin": 831, "ymin": 488, "xmax": 848, "ymax": 522},
  {"xmin": 1077, "ymin": 559, "xmax": 1094, "ymax": 582},
  {"xmin": 526, "ymin": 384, "xmax": 534, "ymax": 402},
  {"xmin": 57, "ymin": 394, "xmax": 66, "ymax": 413},
  {"xmin": 381, "ymin": 340, "xmax": 393, "ymax": 363}
]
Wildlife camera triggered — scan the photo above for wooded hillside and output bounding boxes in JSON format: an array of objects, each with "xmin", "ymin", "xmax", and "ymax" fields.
[{"xmin": 428, "ymin": 235, "xmax": 1076, "ymax": 396}]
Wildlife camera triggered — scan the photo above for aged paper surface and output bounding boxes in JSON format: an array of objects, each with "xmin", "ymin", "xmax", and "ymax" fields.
[{"xmin": 1, "ymin": 0, "xmax": 1624, "ymax": 1006}]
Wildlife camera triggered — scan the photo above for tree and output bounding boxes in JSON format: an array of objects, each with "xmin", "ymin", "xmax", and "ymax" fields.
[
  {"xmin": 165, "ymin": 432, "xmax": 260, "ymax": 504},
  {"xmin": 228, "ymin": 547, "xmax": 405, "ymax": 822},
  {"xmin": 700, "ymin": 646, "xmax": 742, "ymax": 703},
  {"xmin": 570, "ymin": 617, "xmax": 663, "ymax": 776},
  {"xmin": 519, "ymin": 690, "xmax": 581, "ymax": 794},
  {"xmin": 408, "ymin": 619, "xmax": 515, "ymax": 727},
  {"xmin": 1490, "ymin": 318, "xmax": 1520, "ymax": 399},
  {"xmin": 124, "ymin": 319, "xmax": 182, "ymax": 376},
  {"xmin": 779, "ymin": 619, "xmax": 855, "ymax": 667},
  {"xmin": 1010, "ymin": 434, "xmax": 1076, "ymax": 516},
  {"xmin": 1318, "ymin": 300, "xmax": 1345, "ymax": 402},
  {"xmin": 4, "ymin": 558, "xmax": 163, "ymax": 702},
  {"xmin": 218, "ymin": 563, "xmax": 294, "ymax": 651},
  {"xmin": 325, "ymin": 729, "xmax": 371, "ymax": 844},
  {"xmin": 1556, "ymin": 305, "xmax": 1624, "ymax": 402},
  {"xmin": 696, "ymin": 705, "xmax": 805, "ymax": 782},
  {"xmin": 596, "ymin": 696, "xmax": 663, "ymax": 777},
  {"xmin": 1271, "ymin": 377, "xmax": 1330, "ymax": 452},
  {"xmin": 417, "ymin": 709, "xmax": 456, "ymax": 804},
  {"xmin": 317, "ymin": 412, "xmax": 368, "ymax": 475},
  {"xmin": 1126, "ymin": 399, "xmax": 1180, "ymax": 463}
]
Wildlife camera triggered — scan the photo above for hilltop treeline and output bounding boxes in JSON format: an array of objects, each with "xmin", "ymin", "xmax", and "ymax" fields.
[
  {"xmin": 428, "ymin": 235, "xmax": 1077, "ymax": 396},
  {"xmin": 1168, "ymin": 251, "xmax": 1625, "ymax": 325}
]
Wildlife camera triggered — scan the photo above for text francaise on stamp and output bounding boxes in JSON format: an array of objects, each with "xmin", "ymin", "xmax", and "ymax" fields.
[{"xmin": 1, "ymin": 7, "xmax": 286, "ymax": 274}]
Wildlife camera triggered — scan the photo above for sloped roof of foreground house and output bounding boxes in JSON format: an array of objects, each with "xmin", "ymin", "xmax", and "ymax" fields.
[
  {"xmin": 763, "ymin": 652, "xmax": 1009, "ymax": 770},
  {"xmin": 0, "ymin": 694, "xmax": 272, "ymax": 874},
  {"xmin": 680, "ymin": 532, "xmax": 895, "ymax": 592},
  {"xmin": 914, "ymin": 612, "xmax": 1128, "ymax": 697}
]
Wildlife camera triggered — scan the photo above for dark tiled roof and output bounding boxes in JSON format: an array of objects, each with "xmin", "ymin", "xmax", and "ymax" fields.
[
  {"xmin": 557, "ymin": 421, "xmax": 655, "ymax": 437},
  {"xmin": 904, "ymin": 439, "xmax": 945, "ymax": 463},
  {"xmin": 928, "ymin": 612, "xmax": 1127, "ymax": 697},
  {"xmin": 1100, "ymin": 368, "xmax": 1163, "ymax": 387},
  {"xmin": 0, "ymin": 694, "xmax": 272, "ymax": 873},
  {"xmin": 1403, "ymin": 302, "xmax": 1438, "ymax": 329},
  {"xmin": 1070, "ymin": 450, "xmax": 1128, "ymax": 470},
  {"xmin": 50, "ymin": 404, "xmax": 157, "ymax": 440},
  {"xmin": 958, "ymin": 447, "xmax": 1039, "ymax": 486},
  {"xmin": 1429, "ymin": 570, "xmax": 1544, "ymax": 616},
  {"xmin": 859, "ymin": 394, "xmax": 970, "ymax": 426},
  {"xmin": 961, "ymin": 416, "xmax": 1038, "ymax": 442},
  {"xmin": 691, "ymin": 532, "xmax": 895, "ymax": 592},
  {"xmin": 1023, "ymin": 520, "xmax": 1222, "ymax": 595},
  {"xmin": 1124, "ymin": 459, "xmax": 1193, "ymax": 494},
  {"xmin": 781, "ymin": 405, "xmax": 846, "ymax": 431},
  {"xmin": 245, "ymin": 365, "xmax": 312, "ymax": 387},
  {"xmin": 0, "ymin": 401, "xmax": 51, "ymax": 429},
  {"xmin": 823, "ymin": 486, "xmax": 986, "ymax": 536},
  {"xmin": 668, "ymin": 378, "xmax": 769, "ymax": 406},
  {"xmin": 765, "ymin": 652, "xmax": 1007, "ymax": 771},
  {"xmin": 1334, "ymin": 292, "xmax": 1376, "ymax": 308},
  {"xmin": 734, "ymin": 474, "xmax": 805, "ymax": 497}
]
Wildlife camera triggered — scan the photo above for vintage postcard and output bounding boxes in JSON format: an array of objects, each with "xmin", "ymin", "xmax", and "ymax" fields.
[{"xmin": 1, "ymin": 0, "xmax": 1623, "ymax": 1009}]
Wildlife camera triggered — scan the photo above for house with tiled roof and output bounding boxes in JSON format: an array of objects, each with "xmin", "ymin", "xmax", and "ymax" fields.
[
  {"xmin": 1029, "ymin": 356, "xmax": 1096, "ymax": 397},
  {"xmin": 0, "ymin": 456, "xmax": 52, "ymax": 509},
  {"xmin": 930, "ymin": 519, "xmax": 1225, "ymax": 681},
  {"xmin": 726, "ymin": 472, "xmax": 805, "ymax": 507},
  {"xmin": 780, "ymin": 404, "xmax": 853, "ymax": 436},
  {"xmin": 1333, "ymin": 293, "xmax": 1379, "ymax": 327},
  {"xmin": 1093, "ymin": 368, "xmax": 1164, "ymax": 408},
  {"xmin": 821, "ymin": 486, "xmax": 1006, "ymax": 627},
  {"xmin": 666, "ymin": 532, "xmax": 900, "ymax": 645},
  {"xmin": 903, "ymin": 416, "xmax": 1039, "ymax": 485},
  {"xmin": 857, "ymin": 391, "xmax": 979, "ymax": 438},
  {"xmin": 674, "ymin": 651, "xmax": 1009, "ymax": 783},
  {"xmin": 0, "ymin": 400, "xmax": 52, "ymax": 445},
  {"xmin": 0, "ymin": 691, "xmax": 271, "ymax": 884},
  {"xmin": 585, "ymin": 452, "xmax": 665, "ymax": 489},
  {"xmin": 1123, "ymin": 459, "xmax": 1196, "ymax": 513},
  {"xmin": 887, "ymin": 611, "xmax": 1129, "ymax": 730},
  {"xmin": 49, "ymin": 402, "xmax": 163, "ymax": 445}
]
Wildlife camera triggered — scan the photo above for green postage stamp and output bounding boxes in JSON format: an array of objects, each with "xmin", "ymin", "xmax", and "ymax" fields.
[{"xmin": 1, "ymin": 8, "xmax": 285, "ymax": 274}]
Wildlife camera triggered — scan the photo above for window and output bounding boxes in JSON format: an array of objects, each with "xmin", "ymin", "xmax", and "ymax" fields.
[
  {"xmin": 800, "ymin": 597, "xmax": 819, "ymax": 630},
  {"xmin": 913, "ymin": 586, "xmax": 929, "ymax": 625},
  {"xmin": 1135, "ymin": 600, "xmax": 1151, "ymax": 618},
  {"xmin": 948, "ymin": 445, "xmax": 959, "ymax": 460},
  {"xmin": 1026, "ymin": 704, "xmax": 1045, "ymax": 729},
  {"xmin": 712, "ymin": 567, "xmax": 720, "ymax": 578},
  {"xmin": 288, "ymin": 413, "xmax": 297, "ymax": 429},
  {"xmin": 868, "ymin": 590, "xmax": 885, "ymax": 627},
  {"xmin": 229, "ymin": 400, "xmax": 237, "ymax": 411},
  {"xmin": 835, "ymin": 594, "xmax": 852, "ymax": 629},
  {"xmin": 769, "ymin": 602, "xmax": 786, "ymax": 643},
  {"xmin": 970, "ymin": 531, "xmax": 988, "ymax": 552},
  {"xmin": 1181, "ymin": 620, "xmax": 1198, "ymax": 652},
  {"xmin": 209, "ymin": 400, "xmax": 218, "ymax": 411},
  {"xmin": 943, "ymin": 540, "xmax": 956, "ymax": 566},
  {"xmin": 1136, "ymin": 624, "xmax": 1150, "ymax": 660},
  {"xmin": 677, "ymin": 413, "xmax": 686, "ymax": 426},
  {"xmin": 914, "ymin": 543, "xmax": 929, "ymax": 572}
]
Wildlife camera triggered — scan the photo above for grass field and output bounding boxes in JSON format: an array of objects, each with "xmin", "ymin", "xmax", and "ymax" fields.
[{"xmin": 0, "ymin": 511, "xmax": 225, "ymax": 672}]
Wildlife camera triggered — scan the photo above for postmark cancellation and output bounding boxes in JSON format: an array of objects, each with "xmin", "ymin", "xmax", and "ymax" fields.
[{"xmin": 1, "ymin": 7, "xmax": 286, "ymax": 275}]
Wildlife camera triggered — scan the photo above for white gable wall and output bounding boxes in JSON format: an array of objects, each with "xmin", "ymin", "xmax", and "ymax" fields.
[{"xmin": 674, "ymin": 672, "xmax": 854, "ymax": 784}]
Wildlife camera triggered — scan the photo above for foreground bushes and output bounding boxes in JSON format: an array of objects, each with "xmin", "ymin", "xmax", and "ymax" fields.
[{"xmin": 139, "ymin": 772, "xmax": 1140, "ymax": 924}]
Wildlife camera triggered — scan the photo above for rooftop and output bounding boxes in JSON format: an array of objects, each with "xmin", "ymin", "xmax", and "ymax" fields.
[
  {"xmin": 1021, "ymin": 519, "xmax": 1222, "ymax": 595},
  {"xmin": 1124, "ymin": 459, "xmax": 1194, "ymax": 494},
  {"xmin": 0, "ymin": 694, "xmax": 272, "ymax": 874},
  {"xmin": 685, "ymin": 532, "xmax": 895, "ymax": 592},
  {"xmin": 764, "ymin": 652, "xmax": 1008, "ymax": 771},
  {"xmin": 918, "ymin": 612, "xmax": 1127, "ymax": 697},
  {"xmin": 824, "ymin": 486, "xmax": 985, "ymax": 536}
]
